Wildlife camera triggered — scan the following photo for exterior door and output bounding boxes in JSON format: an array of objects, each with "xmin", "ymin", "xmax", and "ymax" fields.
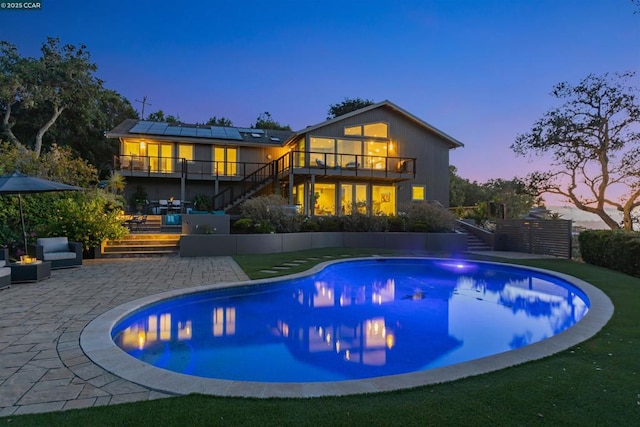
[{"xmin": 148, "ymin": 143, "xmax": 173, "ymax": 173}]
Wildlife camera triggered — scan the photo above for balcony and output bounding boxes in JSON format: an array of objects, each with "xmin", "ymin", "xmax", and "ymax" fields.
[
  {"xmin": 114, "ymin": 155, "xmax": 267, "ymax": 181},
  {"xmin": 281, "ymin": 151, "xmax": 416, "ymax": 181},
  {"xmin": 114, "ymin": 151, "xmax": 416, "ymax": 182}
]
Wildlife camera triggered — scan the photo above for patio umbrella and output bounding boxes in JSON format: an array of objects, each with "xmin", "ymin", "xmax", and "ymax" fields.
[{"xmin": 0, "ymin": 171, "xmax": 83, "ymax": 253}]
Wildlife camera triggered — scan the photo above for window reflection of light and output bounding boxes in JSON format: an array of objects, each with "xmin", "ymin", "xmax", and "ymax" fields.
[
  {"xmin": 386, "ymin": 333, "xmax": 395, "ymax": 349},
  {"xmin": 213, "ymin": 307, "xmax": 236, "ymax": 337},
  {"xmin": 159, "ymin": 313, "xmax": 171, "ymax": 341},
  {"xmin": 148, "ymin": 315, "xmax": 158, "ymax": 342},
  {"xmin": 138, "ymin": 331, "xmax": 145, "ymax": 350},
  {"xmin": 178, "ymin": 321, "xmax": 192, "ymax": 341}
]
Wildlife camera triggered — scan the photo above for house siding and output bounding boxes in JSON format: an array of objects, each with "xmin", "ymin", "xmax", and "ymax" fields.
[{"xmin": 298, "ymin": 106, "xmax": 453, "ymax": 206}]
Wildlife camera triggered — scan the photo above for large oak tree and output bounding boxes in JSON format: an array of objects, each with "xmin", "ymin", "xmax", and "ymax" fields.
[
  {"xmin": 0, "ymin": 37, "xmax": 103, "ymax": 157},
  {"xmin": 512, "ymin": 72, "xmax": 640, "ymax": 230}
]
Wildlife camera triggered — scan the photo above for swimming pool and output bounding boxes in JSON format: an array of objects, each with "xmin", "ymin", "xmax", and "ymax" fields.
[{"xmin": 82, "ymin": 258, "xmax": 613, "ymax": 397}]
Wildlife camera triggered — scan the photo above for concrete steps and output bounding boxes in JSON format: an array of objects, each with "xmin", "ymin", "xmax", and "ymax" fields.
[
  {"xmin": 102, "ymin": 233, "xmax": 181, "ymax": 257},
  {"xmin": 455, "ymin": 227, "xmax": 492, "ymax": 251}
]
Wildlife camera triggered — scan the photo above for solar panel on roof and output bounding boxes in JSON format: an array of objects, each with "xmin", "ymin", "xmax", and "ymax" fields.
[
  {"xmin": 224, "ymin": 128, "xmax": 243, "ymax": 140},
  {"xmin": 197, "ymin": 127, "xmax": 213, "ymax": 137},
  {"xmin": 129, "ymin": 121, "xmax": 154, "ymax": 133},
  {"xmin": 211, "ymin": 127, "xmax": 227, "ymax": 138},
  {"xmin": 181, "ymin": 127, "xmax": 198, "ymax": 136},
  {"xmin": 147, "ymin": 122, "xmax": 169, "ymax": 135},
  {"xmin": 164, "ymin": 126, "xmax": 183, "ymax": 136}
]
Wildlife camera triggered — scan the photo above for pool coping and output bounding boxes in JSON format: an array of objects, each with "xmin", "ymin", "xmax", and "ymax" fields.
[{"xmin": 80, "ymin": 257, "xmax": 614, "ymax": 398}]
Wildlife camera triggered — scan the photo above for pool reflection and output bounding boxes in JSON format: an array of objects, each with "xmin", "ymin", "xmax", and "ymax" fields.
[{"xmin": 112, "ymin": 259, "xmax": 588, "ymax": 382}]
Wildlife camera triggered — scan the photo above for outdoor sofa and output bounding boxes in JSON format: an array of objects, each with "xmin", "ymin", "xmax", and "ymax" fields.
[
  {"xmin": 0, "ymin": 248, "xmax": 10, "ymax": 287},
  {"xmin": 29, "ymin": 237, "xmax": 83, "ymax": 269}
]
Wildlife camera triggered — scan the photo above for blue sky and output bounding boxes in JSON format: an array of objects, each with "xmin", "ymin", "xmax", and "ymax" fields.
[{"xmin": 1, "ymin": 0, "xmax": 638, "ymax": 187}]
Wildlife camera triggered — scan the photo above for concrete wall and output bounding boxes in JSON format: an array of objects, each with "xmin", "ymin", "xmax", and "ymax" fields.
[
  {"xmin": 180, "ymin": 232, "xmax": 466, "ymax": 257},
  {"xmin": 181, "ymin": 214, "xmax": 231, "ymax": 234}
]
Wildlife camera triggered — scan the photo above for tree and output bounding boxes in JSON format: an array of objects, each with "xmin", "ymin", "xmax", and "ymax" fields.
[
  {"xmin": 512, "ymin": 72, "xmax": 640, "ymax": 230},
  {"xmin": 0, "ymin": 37, "xmax": 102, "ymax": 157},
  {"xmin": 449, "ymin": 165, "xmax": 536, "ymax": 220},
  {"xmin": 146, "ymin": 110, "xmax": 165, "ymax": 122},
  {"xmin": 204, "ymin": 116, "xmax": 233, "ymax": 127},
  {"xmin": 327, "ymin": 97, "xmax": 375, "ymax": 119},
  {"xmin": 253, "ymin": 112, "xmax": 291, "ymax": 131}
]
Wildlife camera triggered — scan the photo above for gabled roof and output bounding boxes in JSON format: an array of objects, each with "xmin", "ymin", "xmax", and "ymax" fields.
[
  {"xmin": 107, "ymin": 119, "xmax": 294, "ymax": 146},
  {"xmin": 289, "ymin": 100, "xmax": 464, "ymax": 149}
]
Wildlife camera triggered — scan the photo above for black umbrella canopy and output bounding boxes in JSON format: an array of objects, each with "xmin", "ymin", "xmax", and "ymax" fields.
[
  {"xmin": 0, "ymin": 171, "xmax": 83, "ymax": 194},
  {"xmin": 0, "ymin": 171, "xmax": 83, "ymax": 253}
]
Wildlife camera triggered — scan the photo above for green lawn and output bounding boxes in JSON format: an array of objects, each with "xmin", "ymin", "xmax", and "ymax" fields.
[{"xmin": 5, "ymin": 250, "xmax": 639, "ymax": 426}]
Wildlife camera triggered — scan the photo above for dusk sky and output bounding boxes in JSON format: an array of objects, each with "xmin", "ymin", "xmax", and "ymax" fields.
[{"xmin": 2, "ymin": 0, "xmax": 638, "ymax": 189}]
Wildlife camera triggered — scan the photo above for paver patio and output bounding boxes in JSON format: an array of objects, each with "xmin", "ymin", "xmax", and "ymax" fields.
[{"xmin": 0, "ymin": 256, "xmax": 248, "ymax": 416}]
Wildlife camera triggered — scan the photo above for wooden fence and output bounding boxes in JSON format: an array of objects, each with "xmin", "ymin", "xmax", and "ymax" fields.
[{"xmin": 494, "ymin": 219, "xmax": 572, "ymax": 258}]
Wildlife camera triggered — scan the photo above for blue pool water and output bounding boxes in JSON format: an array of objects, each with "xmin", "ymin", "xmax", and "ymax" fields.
[{"xmin": 111, "ymin": 258, "xmax": 589, "ymax": 382}]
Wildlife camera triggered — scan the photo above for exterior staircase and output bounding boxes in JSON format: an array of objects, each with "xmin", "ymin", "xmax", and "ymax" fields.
[
  {"xmin": 101, "ymin": 215, "xmax": 181, "ymax": 257},
  {"xmin": 454, "ymin": 222, "xmax": 493, "ymax": 252},
  {"xmin": 102, "ymin": 234, "xmax": 180, "ymax": 257}
]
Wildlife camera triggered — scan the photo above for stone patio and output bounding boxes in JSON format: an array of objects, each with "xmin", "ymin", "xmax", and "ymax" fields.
[{"xmin": 0, "ymin": 256, "xmax": 248, "ymax": 416}]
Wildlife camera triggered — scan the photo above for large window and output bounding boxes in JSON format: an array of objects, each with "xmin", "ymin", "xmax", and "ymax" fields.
[
  {"xmin": 214, "ymin": 147, "xmax": 237, "ymax": 176},
  {"xmin": 341, "ymin": 184, "xmax": 368, "ymax": 214},
  {"xmin": 344, "ymin": 122, "xmax": 388, "ymax": 138},
  {"xmin": 313, "ymin": 183, "xmax": 336, "ymax": 216},
  {"xmin": 148, "ymin": 143, "xmax": 172, "ymax": 172},
  {"xmin": 337, "ymin": 139, "xmax": 361, "ymax": 167},
  {"xmin": 310, "ymin": 137, "xmax": 335, "ymax": 167},
  {"xmin": 372, "ymin": 185, "xmax": 395, "ymax": 215},
  {"xmin": 178, "ymin": 144, "xmax": 193, "ymax": 161}
]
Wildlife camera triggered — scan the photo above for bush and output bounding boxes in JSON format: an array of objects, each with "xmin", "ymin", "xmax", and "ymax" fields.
[
  {"xmin": 37, "ymin": 191, "xmax": 129, "ymax": 250},
  {"xmin": 400, "ymin": 201, "xmax": 456, "ymax": 232},
  {"xmin": 579, "ymin": 230, "xmax": 640, "ymax": 278},
  {"xmin": 239, "ymin": 194, "xmax": 301, "ymax": 233}
]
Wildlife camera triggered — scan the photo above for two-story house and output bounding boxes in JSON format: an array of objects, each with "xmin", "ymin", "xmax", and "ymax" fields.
[{"xmin": 107, "ymin": 100, "xmax": 463, "ymax": 216}]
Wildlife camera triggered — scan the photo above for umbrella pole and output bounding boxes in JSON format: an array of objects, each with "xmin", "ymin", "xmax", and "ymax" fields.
[{"xmin": 18, "ymin": 194, "xmax": 28, "ymax": 255}]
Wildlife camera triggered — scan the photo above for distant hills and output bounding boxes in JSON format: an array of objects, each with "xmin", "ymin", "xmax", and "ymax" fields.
[{"xmin": 546, "ymin": 206, "xmax": 623, "ymax": 230}]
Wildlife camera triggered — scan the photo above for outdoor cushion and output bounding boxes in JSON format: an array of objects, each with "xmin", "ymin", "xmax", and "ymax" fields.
[
  {"xmin": 37, "ymin": 237, "xmax": 70, "ymax": 253},
  {"xmin": 43, "ymin": 252, "xmax": 77, "ymax": 261},
  {"xmin": 0, "ymin": 260, "xmax": 5, "ymax": 268}
]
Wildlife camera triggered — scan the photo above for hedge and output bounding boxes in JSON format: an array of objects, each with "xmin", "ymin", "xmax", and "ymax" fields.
[{"xmin": 579, "ymin": 229, "xmax": 640, "ymax": 278}]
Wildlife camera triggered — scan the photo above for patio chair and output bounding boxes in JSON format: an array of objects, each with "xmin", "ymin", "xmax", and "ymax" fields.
[
  {"xmin": 0, "ymin": 248, "xmax": 10, "ymax": 289},
  {"xmin": 30, "ymin": 237, "xmax": 83, "ymax": 269},
  {"xmin": 158, "ymin": 199, "xmax": 168, "ymax": 214}
]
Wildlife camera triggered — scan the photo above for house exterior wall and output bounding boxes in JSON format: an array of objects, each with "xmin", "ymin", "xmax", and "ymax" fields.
[
  {"xmin": 295, "ymin": 105, "xmax": 453, "ymax": 207},
  {"xmin": 111, "ymin": 102, "xmax": 461, "ymax": 214}
]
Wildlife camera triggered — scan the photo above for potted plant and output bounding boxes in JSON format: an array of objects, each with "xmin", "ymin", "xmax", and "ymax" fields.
[
  {"xmin": 130, "ymin": 185, "xmax": 148, "ymax": 213},
  {"xmin": 193, "ymin": 194, "xmax": 212, "ymax": 212}
]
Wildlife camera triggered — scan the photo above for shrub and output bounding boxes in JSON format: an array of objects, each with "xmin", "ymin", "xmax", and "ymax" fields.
[
  {"xmin": 579, "ymin": 230, "xmax": 640, "ymax": 278},
  {"xmin": 316, "ymin": 216, "xmax": 343, "ymax": 232},
  {"xmin": 232, "ymin": 218, "xmax": 253, "ymax": 233},
  {"xmin": 37, "ymin": 190, "xmax": 129, "ymax": 250},
  {"xmin": 240, "ymin": 194, "xmax": 301, "ymax": 233},
  {"xmin": 300, "ymin": 216, "xmax": 320, "ymax": 232},
  {"xmin": 193, "ymin": 194, "xmax": 212, "ymax": 212},
  {"xmin": 400, "ymin": 201, "xmax": 456, "ymax": 232}
]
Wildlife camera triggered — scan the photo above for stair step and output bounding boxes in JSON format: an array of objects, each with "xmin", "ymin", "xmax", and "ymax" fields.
[{"xmin": 102, "ymin": 232, "xmax": 181, "ymax": 257}]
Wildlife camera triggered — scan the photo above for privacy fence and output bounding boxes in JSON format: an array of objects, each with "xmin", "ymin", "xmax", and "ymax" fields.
[{"xmin": 494, "ymin": 219, "xmax": 573, "ymax": 259}]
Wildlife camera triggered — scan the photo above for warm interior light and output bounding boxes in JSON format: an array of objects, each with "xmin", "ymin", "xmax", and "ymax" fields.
[{"xmin": 140, "ymin": 140, "xmax": 146, "ymax": 149}]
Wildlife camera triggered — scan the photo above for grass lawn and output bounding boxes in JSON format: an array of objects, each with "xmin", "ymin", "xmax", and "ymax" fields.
[{"xmin": 5, "ymin": 250, "xmax": 639, "ymax": 426}]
